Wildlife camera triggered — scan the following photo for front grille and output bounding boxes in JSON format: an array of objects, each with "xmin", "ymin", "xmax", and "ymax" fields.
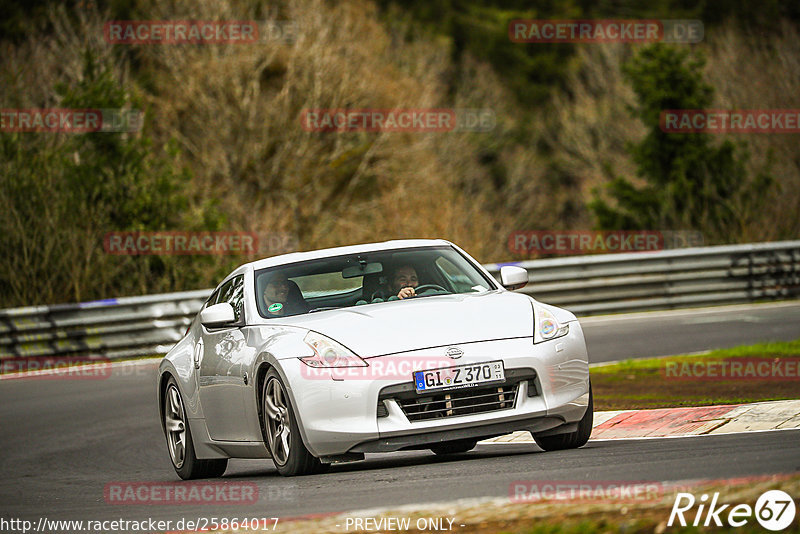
[
  {"xmin": 377, "ymin": 367, "xmax": 537, "ymax": 423},
  {"xmin": 397, "ymin": 384, "xmax": 518, "ymax": 422}
]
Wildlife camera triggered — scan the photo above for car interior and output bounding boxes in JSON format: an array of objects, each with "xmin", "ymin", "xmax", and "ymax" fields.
[{"xmin": 254, "ymin": 249, "xmax": 484, "ymax": 319}]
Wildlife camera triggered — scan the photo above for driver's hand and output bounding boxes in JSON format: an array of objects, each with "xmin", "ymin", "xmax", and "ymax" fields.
[{"xmin": 397, "ymin": 287, "xmax": 416, "ymax": 299}]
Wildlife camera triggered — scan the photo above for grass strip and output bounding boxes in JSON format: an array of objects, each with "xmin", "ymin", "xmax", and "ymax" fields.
[{"xmin": 591, "ymin": 339, "xmax": 800, "ymax": 411}]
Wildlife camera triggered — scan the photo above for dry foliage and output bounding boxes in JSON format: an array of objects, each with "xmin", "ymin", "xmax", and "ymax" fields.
[{"xmin": 1, "ymin": 0, "xmax": 798, "ymax": 305}]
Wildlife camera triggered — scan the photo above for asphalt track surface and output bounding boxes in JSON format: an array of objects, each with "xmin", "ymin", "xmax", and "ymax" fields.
[
  {"xmin": 1, "ymin": 302, "xmax": 799, "ymax": 528},
  {"xmin": 583, "ymin": 301, "xmax": 800, "ymax": 363}
]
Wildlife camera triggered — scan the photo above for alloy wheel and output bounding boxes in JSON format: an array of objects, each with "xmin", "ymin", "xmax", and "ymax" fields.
[
  {"xmin": 164, "ymin": 384, "xmax": 187, "ymax": 468},
  {"xmin": 264, "ymin": 377, "xmax": 291, "ymax": 465}
]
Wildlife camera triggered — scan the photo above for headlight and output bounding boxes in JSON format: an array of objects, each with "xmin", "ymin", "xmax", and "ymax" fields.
[
  {"xmin": 533, "ymin": 305, "xmax": 569, "ymax": 343},
  {"xmin": 299, "ymin": 331, "xmax": 368, "ymax": 368}
]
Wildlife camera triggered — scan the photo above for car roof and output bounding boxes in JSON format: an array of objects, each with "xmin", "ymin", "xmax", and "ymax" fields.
[{"xmin": 228, "ymin": 239, "xmax": 454, "ymax": 279}]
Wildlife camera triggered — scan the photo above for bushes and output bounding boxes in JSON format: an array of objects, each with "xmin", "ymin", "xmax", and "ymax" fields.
[{"xmin": 0, "ymin": 18, "xmax": 223, "ymax": 306}]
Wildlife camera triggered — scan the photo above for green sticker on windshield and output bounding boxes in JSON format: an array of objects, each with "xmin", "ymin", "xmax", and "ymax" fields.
[{"xmin": 268, "ymin": 302, "xmax": 283, "ymax": 313}]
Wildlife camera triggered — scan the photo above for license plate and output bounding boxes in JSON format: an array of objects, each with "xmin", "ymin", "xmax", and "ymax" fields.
[{"xmin": 414, "ymin": 361, "xmax": 505, "ymax": 393}]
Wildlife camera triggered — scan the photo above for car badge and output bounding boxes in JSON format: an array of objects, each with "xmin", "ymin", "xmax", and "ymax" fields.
[{"xmin": 446, "ymin": 347, "xmax": 463, "ymax": 359}]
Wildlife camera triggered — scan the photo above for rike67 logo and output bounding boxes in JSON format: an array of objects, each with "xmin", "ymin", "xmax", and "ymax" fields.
[{"xmin": 669, "ymin": 490, "xmax": 796, "ymax": 531}]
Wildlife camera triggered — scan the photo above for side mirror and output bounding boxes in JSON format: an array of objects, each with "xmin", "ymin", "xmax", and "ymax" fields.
[
  {"xmin": 500, "ymin": 265, "xmax": 528, "ymax": 290},
  {"xmin": 200, "ymin": 303, "xmax": 236, "ymax": 327}
]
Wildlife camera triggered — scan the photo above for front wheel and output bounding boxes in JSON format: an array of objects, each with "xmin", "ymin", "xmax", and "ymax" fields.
[
  {"xmin": 262, "ymin": 369, "xmax": 325, "ymax": 476},
  {"xmin": 534, "ymin": 383, "xmax": 593, "ymax": 452},
  {"xmin": 163, "ymin": 377, "xmax": 228, "ymax": 479}
]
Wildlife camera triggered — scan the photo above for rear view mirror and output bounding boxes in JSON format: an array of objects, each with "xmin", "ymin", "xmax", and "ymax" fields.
[
  {"xmin": 342, "ymin": 262, "xmax": 383, "ymax": 279},
  {"xmin": 200, "ymin": 303, "xmax": 236, "ymax": 327},
  {"xmin": 500, "ymin": 265, "xmax": 528, "ymax": 290}
]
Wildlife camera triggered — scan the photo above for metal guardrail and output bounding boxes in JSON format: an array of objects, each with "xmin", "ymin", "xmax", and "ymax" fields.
[
  {"xmin": 485, "ymin": 240, "xmax": 800, "ymax": 315},
  {"xmin": 1, "ymin": 241, "xmax": 799, "ymax": 362},
  {"xmin": 0, "ymin": 290, "xmax": 210, "ymax": 361}
]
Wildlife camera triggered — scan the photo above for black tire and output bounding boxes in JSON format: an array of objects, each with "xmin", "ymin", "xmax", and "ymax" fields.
[
  {"xmin": 534, "ymin": 383, "xmax": 593, "ymax": 452},
  {"xmin": 202, "ymin": 458, "xmax": 229, "ymax": 478},
  {"xmin": 261, "ymin": 369, "xmax": 324, "ymax": 476},
  {"xmin": 430, "ymin": 438, "xmax": 478, "ymax": 455},
  {"xmin": 163, "ymin": 376, "xmax": 228, "ymax": 480}
]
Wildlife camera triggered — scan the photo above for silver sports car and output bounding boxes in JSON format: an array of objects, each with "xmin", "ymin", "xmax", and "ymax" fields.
[{"xmin": 158, "ymin": 239, "xmax": 592, "ymax": 478}]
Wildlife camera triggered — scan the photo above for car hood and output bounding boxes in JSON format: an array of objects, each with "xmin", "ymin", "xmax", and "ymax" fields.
[{"xmin": 270, "ymin": 291, "xmax": 534, "ymax": 357}]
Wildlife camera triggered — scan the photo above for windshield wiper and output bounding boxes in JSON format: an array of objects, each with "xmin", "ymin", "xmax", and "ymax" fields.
[
  {"xmin": 413, "ymin": 291, "xmax": 450, "ymax": 299},
  {"xmin": 308, "ymin": 306, "xmax": 341, "ymax": 313}
]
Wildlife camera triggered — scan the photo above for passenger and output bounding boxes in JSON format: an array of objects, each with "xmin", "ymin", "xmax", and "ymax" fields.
[{"xmin": 262, "ymin": 273, "xmax": 290, "ymax": 315}]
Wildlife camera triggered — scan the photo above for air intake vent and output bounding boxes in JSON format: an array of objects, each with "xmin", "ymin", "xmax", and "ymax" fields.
[{"xmin": 376, "ymin": 400, "xmax": 389, "ymax": 418}]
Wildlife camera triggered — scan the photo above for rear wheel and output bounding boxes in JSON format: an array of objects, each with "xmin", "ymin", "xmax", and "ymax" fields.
[
  {"xmin": 163, "ymin": 377, "xmax": 228, "ymax": 479},
  {"xmin": 430, "ymin": 438, "xmax": 477, "ymax": 455},
  {"xmin": 534, "ymin": 383, "xmax": 593, "ymax": 452},
  {"xmin": 262, "ymin": 369, "xmax": 325, "ymax": 476}
]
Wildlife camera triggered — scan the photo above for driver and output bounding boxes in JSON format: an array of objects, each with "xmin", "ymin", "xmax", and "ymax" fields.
[{"xmin": 391, "ymin": 265, "xmax": 419, "ymax": 299}]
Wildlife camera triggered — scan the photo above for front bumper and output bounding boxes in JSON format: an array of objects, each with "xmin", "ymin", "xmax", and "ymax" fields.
[{"xmin": 281, "ymin": 322, "xmax": 590, "ymax": 457}]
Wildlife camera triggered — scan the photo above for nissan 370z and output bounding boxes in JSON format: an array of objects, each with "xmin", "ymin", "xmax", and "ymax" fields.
[{"xmin": 157, "ymin": 239, "xmax": 592, "ymax": 478}]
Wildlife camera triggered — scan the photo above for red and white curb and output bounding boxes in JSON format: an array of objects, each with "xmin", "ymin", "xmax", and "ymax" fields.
[{"xmin": 481, "ymin": 399, "xmax": 800, "ymax": 443}]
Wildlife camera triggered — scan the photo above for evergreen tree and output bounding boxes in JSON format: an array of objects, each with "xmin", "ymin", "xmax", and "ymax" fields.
[{"xmin": 590, "ymin": 44, "xmax": 772, "ymax": 242}]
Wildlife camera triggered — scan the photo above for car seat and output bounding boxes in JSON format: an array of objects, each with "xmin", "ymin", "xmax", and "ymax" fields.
[
  {"xmin": 361, "ymin": 272, "xmax": 391, "ymax": 303},
  {"xmin": 284, "ymin": 280, "xmax": 310, "ymax": 315}
]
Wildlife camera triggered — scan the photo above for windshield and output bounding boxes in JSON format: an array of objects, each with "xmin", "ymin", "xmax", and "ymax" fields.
[{"xmin": 254, "ymin": 246, "xmax": 496, "ymax": 319}]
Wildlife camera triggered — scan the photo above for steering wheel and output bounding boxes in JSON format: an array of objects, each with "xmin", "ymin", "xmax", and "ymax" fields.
[
  {"xmin": 413, "ymin": 284, "xmax": 448, "ymax": 295},
  {"xmin": 371, "ymin": 284, "xmax": 448, "ymax": 301}
]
